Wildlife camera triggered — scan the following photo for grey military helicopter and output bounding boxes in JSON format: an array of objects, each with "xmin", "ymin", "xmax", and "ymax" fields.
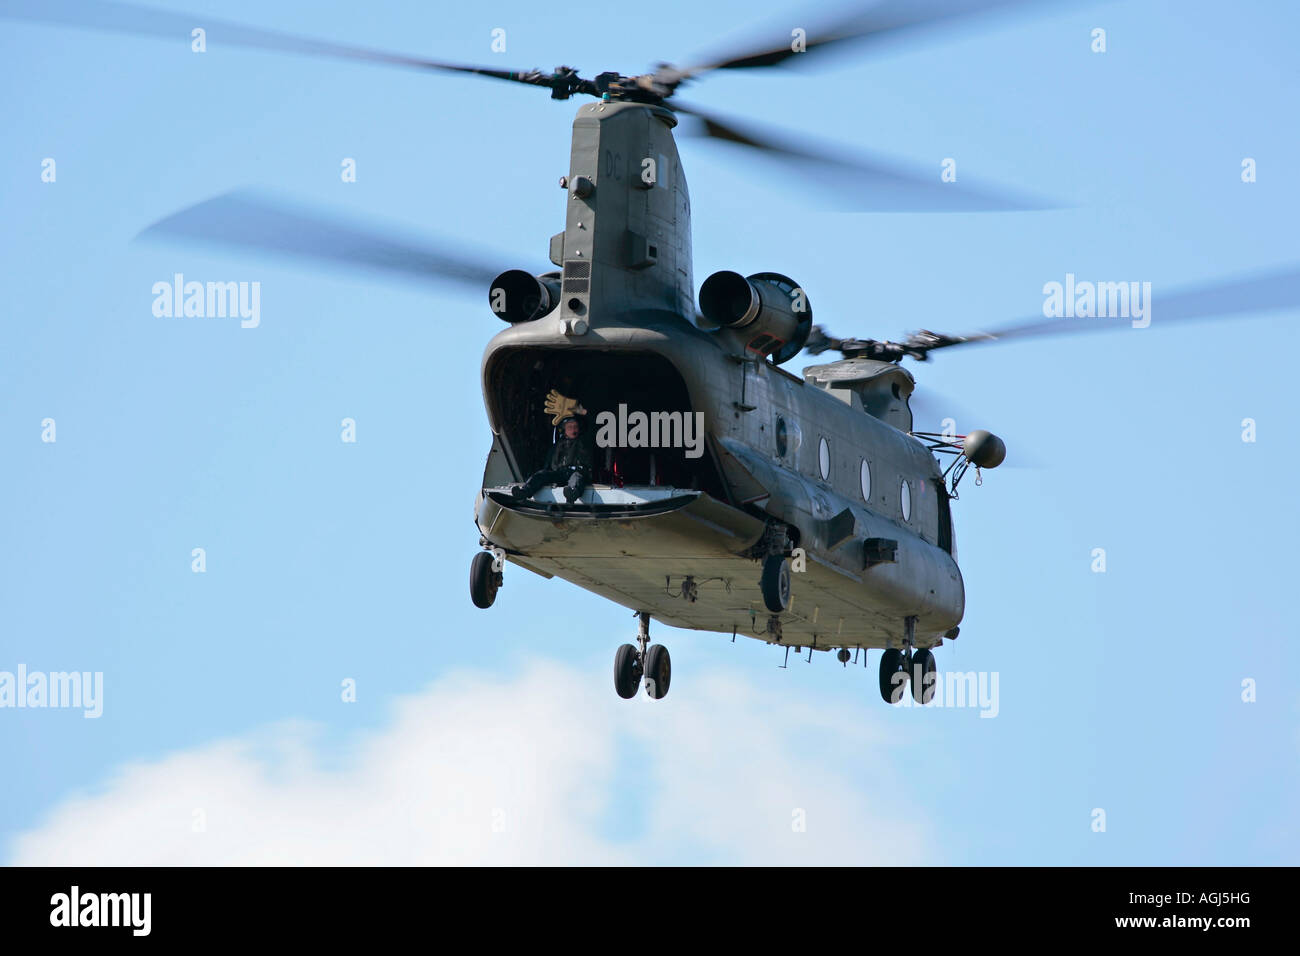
[{"xmin": 19, "ymin": 1, "xmax": 1299, "ymax": 704}]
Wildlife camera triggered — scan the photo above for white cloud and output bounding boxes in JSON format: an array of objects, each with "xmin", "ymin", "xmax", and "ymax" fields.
[{"xmin": 8, "ymin": 660, "xmax": 930, "ymax": 865}]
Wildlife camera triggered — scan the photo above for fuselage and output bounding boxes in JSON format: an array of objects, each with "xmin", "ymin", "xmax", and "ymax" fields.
[{"xmin": 475, "ymin": 101, "xmax": 963, "ymax": 651}]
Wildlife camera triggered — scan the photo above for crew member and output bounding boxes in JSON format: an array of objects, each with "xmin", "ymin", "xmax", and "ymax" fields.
[{"xmin": 511, "ymin": 415, "xmax": 593, "ymax": 504}]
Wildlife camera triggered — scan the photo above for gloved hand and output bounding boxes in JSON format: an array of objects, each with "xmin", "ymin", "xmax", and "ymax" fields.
[{"xmin": 544, "ymin": 389, "xmax": 587, "ymax": 426}]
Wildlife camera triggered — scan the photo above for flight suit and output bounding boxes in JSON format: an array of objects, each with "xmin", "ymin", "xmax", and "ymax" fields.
[{"xmin": 513, "ymin": 431, "xmax": 594, "ymax": 502}]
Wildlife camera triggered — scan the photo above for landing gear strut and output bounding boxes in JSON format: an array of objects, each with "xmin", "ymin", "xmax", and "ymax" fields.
[{"xmin": 615, "ymin": 611, "xmax": 671, "ymax": 700}]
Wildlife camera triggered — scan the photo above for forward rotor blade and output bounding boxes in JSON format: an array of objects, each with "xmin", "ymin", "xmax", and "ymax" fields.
[
  {"xmin": 679, "ymin": 0, "xmax": 1047, "ymax": 78},
  {"xmin": 1, "ymin": 0, "xmax": 567, "ymax": 92},
  {"xmin": 674, "ymin": 102, "xmax": 1052, "ymax": 212},
  {"xmin": 137, "ymin": 191, "xmax": 504, "ymax": 290},
  {"xmin": 908, "ymin": 265, "xmax": 1300, "ymax": 355}
]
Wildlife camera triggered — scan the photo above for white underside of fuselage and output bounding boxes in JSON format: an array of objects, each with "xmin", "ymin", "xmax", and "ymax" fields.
[{"xmin": 477, "ymin": 485, "xmax": 952, "ymax": 651}]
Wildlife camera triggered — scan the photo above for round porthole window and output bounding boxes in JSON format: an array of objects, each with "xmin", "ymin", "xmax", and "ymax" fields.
[
  {"xmin": 860, "ymin": 459, "xmax": 871, "ymax": 501},
  {"xmin": 818, "ymin": 437, "xmax": 831, "ymax": 481},
  {"xmin": 775, "ymin": 417, "xmax": 788, "ymax": 457},
  {"xmin": 900, "ymin": 479, "xmax": 912, "ymax": 521}
]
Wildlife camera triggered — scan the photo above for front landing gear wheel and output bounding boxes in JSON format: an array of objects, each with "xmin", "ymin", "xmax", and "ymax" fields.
[
  {"xmin": 760, "ymin": 554, "xmax": 791, "ymax": 613},
  {"xmin": 469, "ymin": 552, "xmax": 500, "ymax": 609},
  {"xmin": 614, "ymin": 644, "xmax": 642, "ymax": 699},
  {"xmin": 911, "ymin": 648, "xmax": 937, "ymax": 704},
  {"xmin": 644, "ymin": 644, "xmax": 671, "ymax": 699},
  {"xmin": 879, "ymin": 648, "xmax": 907, "ymax": 704}
]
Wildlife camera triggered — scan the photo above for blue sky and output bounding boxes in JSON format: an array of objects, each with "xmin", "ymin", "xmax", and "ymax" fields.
[{"xmin": 1, "ymin": 0, "xmax": 1297, "ymax": 864}]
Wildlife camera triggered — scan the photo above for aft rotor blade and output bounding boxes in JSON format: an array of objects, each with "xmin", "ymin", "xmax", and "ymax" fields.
[
  {"xmin": 1, "ymin": 0, "xmax": 566, "ymax": 91},
  {"xmin": 137, "ymin": 191, "xmax": 504, "ymax": 290},
  {"xmin": 679, "ymin": 0, "xmax": 1048, "ymax": 78},
  {"xmin": 908, "ymin": 265, "xmax": 1300, "ymax": 355},
  {"xmin": 674, "ymin": 102, "xmax": 1052, "ymax": 212}
]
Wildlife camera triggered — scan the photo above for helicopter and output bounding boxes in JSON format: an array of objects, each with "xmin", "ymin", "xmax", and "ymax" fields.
[{"xmin": 14, "ymin": 0, "xmax": 1298, "ymax": 705}]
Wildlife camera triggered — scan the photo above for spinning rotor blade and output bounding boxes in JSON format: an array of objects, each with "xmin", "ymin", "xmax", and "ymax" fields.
[
  {"xmin": 1, "ymin": 0, "xmax": 581, "ymax": 94},
  {"xmin": 673, "ymin": 101, "xmax": 1052, "ymax": 212},
  {"xmin": 812, "ymin": 265, "xmax": 1300, "ymax": 361},
  {"xmin": 6, "ymin": 1, "xmax": 1077, "ymax": 212},
  {"xmin": 674, "ymin": 0, "xmax": 1050, "ymax": 82},
  {"xmin": 910, "ymin": 265, "xmax": 1300, "ymax": 356},
  {"xmin": 137, "ymin": 191, "xmax": 504, "ymax": 290}
]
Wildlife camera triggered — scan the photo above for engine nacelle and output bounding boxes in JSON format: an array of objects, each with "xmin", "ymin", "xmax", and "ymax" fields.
[
  {"xmin": 489, "ymin": 270, "xmax": 561, "ymax": 323},
  {"xmin": 963, "ymin": 429, "xmax": 1006, "ymax": 469},
  {"xmin": 698, "ymin": 271, "xmax": 813, "ymax": 365}
]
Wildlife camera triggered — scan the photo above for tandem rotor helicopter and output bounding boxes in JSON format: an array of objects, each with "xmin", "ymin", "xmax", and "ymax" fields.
[{"xmin": 15, "ymin": 0, "xmax": 1299, "ymax": 704}]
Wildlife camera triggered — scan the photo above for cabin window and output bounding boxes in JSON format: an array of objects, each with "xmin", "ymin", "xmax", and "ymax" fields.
[
  {"xmin": 900, "ymin": 479, "xmax": 912, "ymax": 521},
  {"xmin": 860, "ymin": 459, "xmax": 871, "ymax": 501},
  {"xmin": 775, "ymin": 416, "xmax": 788, "ymax": 457},
  {"xmin": 818, "ymin": 437, "xmax": 830, "ymax": 480}
]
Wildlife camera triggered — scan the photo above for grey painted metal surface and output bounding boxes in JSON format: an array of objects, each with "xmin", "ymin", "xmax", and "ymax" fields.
[{"xmin": 476, "ymin": 101, "xmax": 965, "ymax": 651}]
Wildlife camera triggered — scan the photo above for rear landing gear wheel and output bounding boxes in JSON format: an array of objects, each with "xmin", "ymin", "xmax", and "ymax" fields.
[
  {"xmin": 469, "ymin": 551, "xmax": 500, "ymax": 609},
  {"xmin": 879, "ymin": 648, "xmax": 906, "ymax": 704},
  {"xmin": 644, "ymin": 644, "xmax": 671, "ymax": 699},
  {"xmin": 911, "ymin": 648, "xmax": 937, "ymax": 705},
  {"xmin": 614, "ymin": 643, "xmax": 642, "ymax": 699},
  {"xmin": 760, "ymin": 554, "xmax": 791, "ymax": 613}
]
